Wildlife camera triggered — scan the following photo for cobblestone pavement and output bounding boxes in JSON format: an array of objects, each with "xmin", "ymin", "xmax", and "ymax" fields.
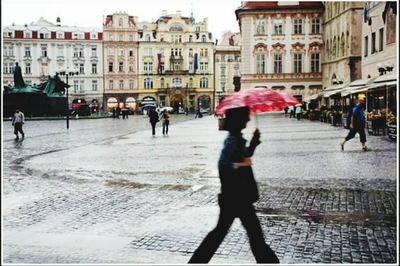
[{"xmin": 2, "ymin": 114, "xmax": 397, "ymax": 264}]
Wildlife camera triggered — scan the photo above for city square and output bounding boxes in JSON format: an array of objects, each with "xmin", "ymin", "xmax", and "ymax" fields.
[
  {"xmin": 2, "ymin": 0, "xmax": 399, "ymax": 265},
  {"xmin": 2, "ymin": 114, "xmax": 397, "ymax": 264}
]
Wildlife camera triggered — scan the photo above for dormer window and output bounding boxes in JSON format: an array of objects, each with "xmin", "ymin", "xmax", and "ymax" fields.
[
  {"xmin": 24, "ymin": 31, "xmax": 32, "ymax": 38},
  {"xmin": 57, "ymin": 32, "xmax": 64, "ymax": 39}
]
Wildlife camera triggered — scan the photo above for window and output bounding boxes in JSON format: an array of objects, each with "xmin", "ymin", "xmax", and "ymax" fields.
[
  {"xmin": 200, "ymin": 62, "xmax": 208, "ymax": 72},
  {"xmin": 144, "ymin": 62, "xmax": 153, "ymax": 72},
  {"xmin": 173, "ymin": 60, "xmax": 181, "ymax": 71},
  {"xmin": 25, "ymin": 63, "xmax": 31, "ymax": 74},
  {"xmin": 79, "ymin": 63, "xmax": 84, "ymax": 74},
  {"xmin": 201, "ymin": 35, "xmax": 207, "ymax": 42},
  {"xmin": 129, "ymin": 80, "xmax": 134, "ymax": 89},
  {"xmin": 109, "ymin": 34, "xmax": 113, "ymax": 41},
  {"xmin": 119, "ymin": 80, "xmax": 124, "ymax": 89},
  {"xmin": 80, "ymin": 80, "xmax": 85, "ymax": 93},
  {"xmin": 119, "ymin": 62, "xmax": 124, "ymax": 72},
  {"xmin": 200, "ymin": 77, "xmax": 208, "ymax": 88},
  {"xmin": 200, "ymin": 49, "xmax": 208, "ymax": 57},
  {"xmin": 379, "ymin": 28, "xmax": 384, "ymax": 52},
  {"xmin": 189, "ymin": 35, "xmax": 193, "ymax": 42},
  {"xmin": 364, "ymin": 36, "xmax": 368, "ymax": 57},
  {"xmin": 3, "ymin": 62, "xmax": 14, "ymax": 74},
  {"xmin": 24, "ymin": 46, "xmax": 31, "ymax": 57},
  {"xmin": 189, "ymin": 77, "xmax": 193, "ymax": 88},
  {"xmin": 129, "ymin": 64, "xmax": 134, "ymax": 73},
  {"xmin": 73, "ymin": 80, "xmax": 79, "ymax": 93},
  {"xmin": 108, "ymin": 48, "xmax": 114, "ymax": 56},
  {"xmin": 57, "ymin": 32, "xmax": 64, "ymax": 39},
  {"xmin": 145, "ymin": 34, "xmax": 151, "ymax": 41},
  {"xmin": 92, "ymin": 64, "xmax": 97, "ymax": 74},
  {"xmin": 119, "ymin": 49, "xmax": 124, "ymax": 57},
  {"xmin": 160, "ymin": 77, "xmax": 165, "ymax": 88},
  {"xmin": 109, "ymin": 62, "xmax": 114, "ymax": 72},
  {"xmin": 144, "ymin": 77, "xmax": 153, "ymax": 89},
  {"xmin": 371, "ymin": 32, "xmax": 376, "ymax": 54},
  {"xmin": 311, "ymin": 18, "xmax": 320, "ymax": 34},
  {"xmin": 91, "ymin": 33, "xmax": 97, "ymax": 39},
  {"xmin": 311, "ymin": 53, "xmax": 320, "ymax": 72},
  {"xmin": 109, "ymin": 80, "xmax": 114, "ymax": 89},
  {"xmin": 256, "ymin": 20, "xmax": 266, "ymax": 35},
  {"xmin": 24, "ymin": 31, "xmax": 31, "ymax": 38},
  {"xmin": 274, "ymin": 54, "xmax": 282, "ymax": 73},
  {"xmin": 256, "ymin": 54, "xmax": 266, "ymax": 74},
  {"xmin": 129, "ymin": 35, "xmax": 134, "ymax": 42},
  {"xmin": 91, "ymin": 47, "xmax": 97, "ymax": 57},
  {"xmin": 129, "ymin": 49, "xmax": 133, "ymax": 57},
  {"xmin": 92, "ymin": 80, "xmax": 98, "ymax": 91},
  {"xmin": 221, "ymin": 65, "xmax": 226, "ymax": 76},
  {"xmin": 172, "ymin": 77, "xmax": 182, "ymax": 88},
  {"xmin": 119, "ymin": 34, "xmax": 123, "ymax": 41},
  {"xmin": 57, "ymin": 46, "xmax": 63, "ymax": 57},
  {"xmin": 41, "ymin": 45, "xmax": 47, "ymax": 57},
  {"xmin": 274, "ymin": 19, "xmax": 283, "ymax": 34},
  {"xmin": 293, "ymin": 18, "xmax": 303, "ymax": 34},
  {"xmin": 293, "ymin": 53, "xmax": 302, "ymax": 73}
]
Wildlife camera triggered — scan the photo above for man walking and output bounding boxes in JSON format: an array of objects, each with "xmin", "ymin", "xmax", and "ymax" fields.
[
  {"xmin": 341, "ymin": 94, "xmax": 368, "ymax": 151},
  {"xmin": 12, "ymin": 108, "xmax": 25, "ymax": 140}
]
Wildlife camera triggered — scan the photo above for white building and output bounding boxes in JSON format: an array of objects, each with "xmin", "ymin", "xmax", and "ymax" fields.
[
  {"xmin": 3, "ymin": 17, "xmax": 104, "ymax": 107},
  {"xmin": 235, "ymin": 1, "xmax": 324, "ymax": 103},
  {"xmin": 214, "ymin": 31, "xmax": 241, "ymax": 107}
]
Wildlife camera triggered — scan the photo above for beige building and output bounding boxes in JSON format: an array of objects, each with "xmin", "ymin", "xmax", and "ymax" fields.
[
  {"xmin": 137, "ymin": 11, "xmax": 215, "ymax": 113},
  {"xmin": 103, "ymin": 12, "xmax": 139, "ymax": 111},
  {"xmin": 235, "ymin": 1, "xmax": 324, "ymax": 103},
  {"xmin": 320, "ymin": 1, "xmax": 364, "ymax": 106},
  {"xmin": 214, "ymin": 31, "xmax": 241, "ymax": 106},
  {"xmin": 360, "ymin": 1, "xmax": 397, "ymax": 115}
]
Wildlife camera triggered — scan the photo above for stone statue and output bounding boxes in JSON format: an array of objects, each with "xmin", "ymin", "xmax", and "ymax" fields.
[{"xmin": 13, "ymin": 62, "xmax": 26, "ymax": 89}]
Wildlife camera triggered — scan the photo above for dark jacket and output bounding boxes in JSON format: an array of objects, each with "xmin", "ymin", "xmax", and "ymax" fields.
[
  {"xmin": 218, "ymin": 132, "xmax": 261, "ymax": 205},
  {"xmin": 149, "ymin": 110, "xmax": 159, "ymax": 124}
]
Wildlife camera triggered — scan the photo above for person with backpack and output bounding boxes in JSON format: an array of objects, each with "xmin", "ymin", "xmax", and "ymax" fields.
[
  {"xmin": 12, "ymin": 108, "xmax": 25, "ymax": 140},
  {"xmin": 341, "ymin": 95, "xmax": 368, "ymax": 151},
  {"xmin": 160, "ymin": 109, "xmax": 170, "ymax": 135}
]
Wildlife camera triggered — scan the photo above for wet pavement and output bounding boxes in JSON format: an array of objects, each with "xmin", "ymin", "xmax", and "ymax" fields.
[{"xmin": 2, "ymin": 113, "xmax": 397, "ymax": 264}]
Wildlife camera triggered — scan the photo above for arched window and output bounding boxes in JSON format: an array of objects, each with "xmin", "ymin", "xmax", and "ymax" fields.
[
  {"xmin": 189, "ymin": 77, "xmax": 193, "ymax": 88},
  {"xmin": 144, "ymin": 77, "xmax": 153, "ymax": 89},
  {"xmin": 254, "ymin": 44, "xmax": 267, "ymax": 74},
  {"xmin": 201, "ymin": 35, "xmax": 207, "ymax": 42},
  {"xmin": 160, "ymin": 77, "xmax": 165, "ymax": 89},
  {"xmin": 200, "ymin": 77, "xmax": 208, "ymax": 88},
  {"xmin": 169, "ymin": 24, "xmax": 183, "ymax": 32}
]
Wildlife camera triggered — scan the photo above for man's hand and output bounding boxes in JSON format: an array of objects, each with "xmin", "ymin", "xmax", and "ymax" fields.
[{"xmin": 252, "ymin": 128, "xmax": 261, "ymax": 141}]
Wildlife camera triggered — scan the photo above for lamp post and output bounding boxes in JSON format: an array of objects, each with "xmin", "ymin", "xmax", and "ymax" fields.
[{"xmin": 59, "ymin": 69, "xmax": 79, "ymax": 129}]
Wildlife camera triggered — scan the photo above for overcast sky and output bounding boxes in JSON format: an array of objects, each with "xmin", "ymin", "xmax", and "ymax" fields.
[{"xmin": 2, "ymin": 0, "xmax": 242, "ymax": 40}]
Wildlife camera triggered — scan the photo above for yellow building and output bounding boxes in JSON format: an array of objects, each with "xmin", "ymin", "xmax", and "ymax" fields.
[{"xmin": 137, "ymin": 11, "xmax": 214, "ymax": 113}]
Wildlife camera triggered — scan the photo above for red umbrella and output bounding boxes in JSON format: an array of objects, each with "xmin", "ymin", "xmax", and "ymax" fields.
[{"xmin": 215, "ymin": 87, "xmax": 299, "ymax": 115}]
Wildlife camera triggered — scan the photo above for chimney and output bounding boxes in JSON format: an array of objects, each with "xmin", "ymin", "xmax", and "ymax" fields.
[{"xmin": 56, "ymin": 17, "xmax": 61, "ymax": 26}]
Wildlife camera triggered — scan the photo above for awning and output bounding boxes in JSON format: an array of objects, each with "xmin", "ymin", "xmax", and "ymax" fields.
[
  {"xmin": 367, "ymin": 80, "xmax": 397, "ymax": 90},
  {"xmin": 373, "ymin": 73, "xmax": 397, "ymax": 83},
  {"xmin": 340, "ymin": 77, "xmax": 377, "ymax": 97},
  {"xmin": 322, "ymin": 83, "xmax": 348, "ymax": 98}
]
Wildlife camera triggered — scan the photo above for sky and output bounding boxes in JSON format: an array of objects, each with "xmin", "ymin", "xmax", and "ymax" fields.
[{"xmin": 1, "ymin": 0, "xmax": 242, "ymax": 40}]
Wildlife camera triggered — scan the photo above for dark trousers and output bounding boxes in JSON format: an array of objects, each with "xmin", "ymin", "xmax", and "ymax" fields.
[
  {"xmin": 162, "ymin": 120, "xmax": 169, "ymax": 135},
  {"xmin": 189, "ymin": 202, "xmax": 279, "ymax": 264},
  {"xmin": 151, "ymin": 122, "xmax": 156, "ymax": 135},
  {"xmin": 14, "ymin": 123, "xmax": 24, "ymax": 137},
  {"xmin": 345, "ymin": 126, "xmax": 366, "ymax": 143}
]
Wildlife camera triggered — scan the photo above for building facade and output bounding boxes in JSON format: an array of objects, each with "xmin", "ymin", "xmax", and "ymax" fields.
[
  {"xmin": 235, "ymin": 1, "xmax": 324, "ymax": 103},
  {"xmin": 320, "ymin": 1, "xmax": 363, "ymax": 105},
  {"xmin": 214, "ymin": 31, "xmax": 241, "ymax": 106},
  {"xmin": 103, "ymin": 12, "xmax": 139, "ymax": 111},
  {"xmin": 136, "ymin": 11, "xmax": 215, "ymax": 113},
  {"xmin": 3, "ymin": 17, "xmax": 104, "ymax": 107},
  {"xmin": 361, "ymin": 1, "xmax": 397, "ymax": 116}
]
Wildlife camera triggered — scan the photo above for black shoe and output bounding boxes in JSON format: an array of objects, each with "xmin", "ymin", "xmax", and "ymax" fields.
[
  {"xmin": 362, "ymin": 146, "xmax": 368, "ymax": 151},
  {"xmin": 15, "ymin": 136, "xmax": 19, "ymax": 140},
  {"xmin": 340, "ymin": 142, "xmax": 344, "ymax": 151}
]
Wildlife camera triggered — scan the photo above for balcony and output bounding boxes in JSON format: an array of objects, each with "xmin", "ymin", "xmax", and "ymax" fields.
[{"xmin": 245, "ymin": 72, "xmax": 322, "ymax": 80}]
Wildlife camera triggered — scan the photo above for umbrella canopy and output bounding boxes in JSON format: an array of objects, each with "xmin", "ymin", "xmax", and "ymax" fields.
[
  {"xmin": 215, "ymin": 87, "xmax": 299, "ymax": 115},
  {"xmin": 295, "ymin": 103, "xmax": 303, "ymax": 107},
  {"xmin": 160, "ymin": 106, "xmax": 174, "ymax": 112}
]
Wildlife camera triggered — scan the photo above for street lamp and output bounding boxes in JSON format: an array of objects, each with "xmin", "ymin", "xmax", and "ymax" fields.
[{"xmin": 58, "ymin": 68, "xmax": 79, "ymax": 129}]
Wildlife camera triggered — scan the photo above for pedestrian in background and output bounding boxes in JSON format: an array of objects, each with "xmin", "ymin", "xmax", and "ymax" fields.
[
  {"xmin": 289, "ymin": 105, "xmax": 294, "ymax": 118},
  {"xmin": 189, "ymin": 106, "xmax": 280, "ymax": 264},
  {"xmin": 12, "ymin": 108, "xmax": 25, "ymax": 140},
  {"xmin": 148, "ymin": 107, "xmax": 159, "ymax": 136},
  {"xmin": 295, "ymin": 105, "xmax": 302, "ymax": 120},
  {"xmin": 341, "ymin": 94, "xmax": 368, "ymax": 151},
  {"xmin": 284, "ymin": 107, "xmax": 288, "ymax": 117},
  {"xmin": 160, "ymin": 109, "xmax": 170, "ymax": 135}
]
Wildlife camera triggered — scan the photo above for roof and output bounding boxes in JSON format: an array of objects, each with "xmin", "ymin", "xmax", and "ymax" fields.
[{"xmin": 236, "ymin": 1, "xmax": 324, "ymax": 19}]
